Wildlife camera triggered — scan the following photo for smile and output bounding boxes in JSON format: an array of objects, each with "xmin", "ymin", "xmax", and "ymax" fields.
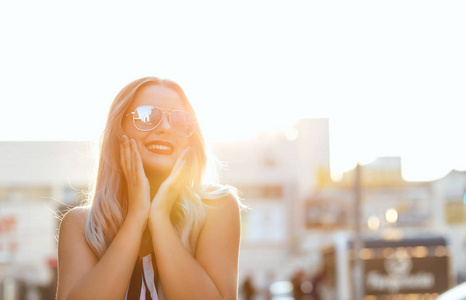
[{"xmin": 145, "ymin": 141, "xmax": 174, "ymax": 155}]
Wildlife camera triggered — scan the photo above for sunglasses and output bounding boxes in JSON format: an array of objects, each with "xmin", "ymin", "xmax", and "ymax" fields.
[{"xmin": 125, "ymin": 105, "xmax": 196, "ymax": 137}]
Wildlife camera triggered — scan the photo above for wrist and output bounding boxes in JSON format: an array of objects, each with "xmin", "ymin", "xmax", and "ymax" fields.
[
  {"xmin": 127, "ymin": 206, "xmax": 150, "ymax": 219},
  {"xmin": 149, "ymin": 202, "xmax": 171, "ymax": 219},
  {"xmin": 149, "ymin": 210, "xmax": 171, "ymax": 229},
  {"xmin": 125, "ymin": 212, "xmax": 148, "ymax": 230}
]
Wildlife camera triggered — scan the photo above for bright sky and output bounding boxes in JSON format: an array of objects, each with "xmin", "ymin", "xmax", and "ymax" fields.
[{"xmin": 1, "ymin": 1, "xmax": 465, "ymax": 182}]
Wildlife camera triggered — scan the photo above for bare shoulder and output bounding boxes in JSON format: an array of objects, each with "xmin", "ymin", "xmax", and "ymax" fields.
[
  {"xmin": 57, "ymin": 207, "xmax": 98, "ymax": 299},
  {"xmin": 60, "ymin": 206, "xmax": 90, "ymax": 235},
  {"xmin": 58, "ymin": 206, "xmax": 93, "ymax": 255},
  {"xmin": 196, "ymin": 190, "xmax": 241, "ymax": 299},
  {"xmin": 202, "ymin": 190, "xmax": 241, "ymax": 217},
  {"xmin": 200, "ymin": 190, "xmax": 241, "ymax": 238}
]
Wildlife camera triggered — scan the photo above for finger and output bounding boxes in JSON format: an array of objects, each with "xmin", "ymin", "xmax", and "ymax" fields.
[
  {"xmin": 133, "ymin": 141, "xmax": 146, "ymax": 177},
  {"xmin": 120, "ymin": 136, "xmax": 130, "ymax": 173},
  {"xmin": 130, "ymin": 139, "xmax": 138, "ymax": 176},
  {"xmin": 170, "ymin": 152, "xmax": 188, "ymax": 178},
  {"xmin": 132, "ymin": 140, "xmax": 143, "ymax": 178},
  {"xmin": 130, "ymin": 139, "xmax": 144, "ymax": 180},
  {"xmin": 167, "ymin": 147, "xmax": 190, "ymax": 181},
  {"xmin": 174, "ymin": 147, "xmax": 190, "ymax": 169},
  {"xmin": 122, "ymin": 136, "xmax": 132, "ymax": 175},
  {"xmin": 125, "ymin": 137, "xmax": 135, "ymax": 178},
  {"xmin": 169, "ymin": 161, "xmax": 186, "ymax": 182},
  {"xmin": 120, "ymin": 143, "xmax": 127, "ymax": 175}
]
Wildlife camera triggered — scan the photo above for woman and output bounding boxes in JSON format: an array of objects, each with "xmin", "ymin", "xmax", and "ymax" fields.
[{"xmin": 57, "ymin": 77, "xmax": 242, "ymax": 300}]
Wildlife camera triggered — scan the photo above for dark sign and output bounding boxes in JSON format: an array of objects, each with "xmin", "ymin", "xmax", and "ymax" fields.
[{"xmin": 364, "ymin": 253, "xmax": 449, "ymax": 295}]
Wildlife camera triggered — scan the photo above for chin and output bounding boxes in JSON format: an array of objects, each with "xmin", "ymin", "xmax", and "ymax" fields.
[{"xmin": 143, "ymin": 158, "xmax": 176, "ymax": 177}]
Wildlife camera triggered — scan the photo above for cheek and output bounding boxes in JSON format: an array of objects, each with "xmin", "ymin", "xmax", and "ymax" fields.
[
  {"xmin": 176, "ymin": 139, "xmax": 190, "ymax": 155},
  {"xmin": 187, "ymin": 135, "xmax": 195, "ymax": 147},
  {"xmin": 121, "ymin": 119, "xmax": 139, "ymax": 139},
  {"xmin": 183, "ymin": 138, "xmax": 191, "ymax": 149},
  {"xmin": 121, "ymin": 119, "xmax": 132, "ymax": 135}
]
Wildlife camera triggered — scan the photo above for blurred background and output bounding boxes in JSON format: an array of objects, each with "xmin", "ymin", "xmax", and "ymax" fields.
[{"xmin": 1, "ymin": 1, "xmax": 465, "ymax": 299}]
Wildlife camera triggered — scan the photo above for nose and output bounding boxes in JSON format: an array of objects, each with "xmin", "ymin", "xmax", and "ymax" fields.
[{"xmin": 154, "ymin": 112, "xmax": 172, "ymax": 133}]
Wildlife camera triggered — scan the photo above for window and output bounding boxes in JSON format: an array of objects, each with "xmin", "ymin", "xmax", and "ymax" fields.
[{"xmin": 237, "ymin": 184, "xmax": 283, "ymax": 199}]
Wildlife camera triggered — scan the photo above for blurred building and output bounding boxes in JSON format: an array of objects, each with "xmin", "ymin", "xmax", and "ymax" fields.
[
  {"xmin": 212, "ymin": 120, "xmax": 466, "ymax": 298},
  {"xmin": 1, "ymin": 120, "xmax": 466, "ymax": 299},
  {"xmin": 211, "ymin": 118, "xmax": 331, "ymax": 294},
  {"xmin": 431, "ymin": 170, "xmax": 466, "ymax": 283},
  {"xmin": 308, "ymin": 157, "xmax": 433, "ymax": 233},
  {"xmin": 307, "ymin": 158, "xmax": 466, "ymax": 299},
  {"xmin": 0, "ymin": 142, "xmax": 94, "ymax": 298}
]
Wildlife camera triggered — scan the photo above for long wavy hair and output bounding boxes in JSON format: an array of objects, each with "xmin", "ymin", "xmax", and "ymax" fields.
[{"xmin": 84, "ymin": 76, "xmax": 236, "ymax": 258}]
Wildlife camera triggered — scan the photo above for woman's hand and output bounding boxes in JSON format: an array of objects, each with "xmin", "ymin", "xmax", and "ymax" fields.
[
  {"xmin": 149, "ymin": 147, "xmax": 190, "ymax": 218},
  {"xmin": 120, "ymin": 135, "xmax": 151, "ymax": 220}
]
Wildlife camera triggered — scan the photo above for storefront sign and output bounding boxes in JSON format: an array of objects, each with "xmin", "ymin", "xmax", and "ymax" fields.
[{"xmin": 364, "ymin": 252, "xmax": 449, "ymax": 295}]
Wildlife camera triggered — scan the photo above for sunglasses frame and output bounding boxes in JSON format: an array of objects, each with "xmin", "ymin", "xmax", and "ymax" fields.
[{"xmin": 125, "ymin": 105, "xmax": 196, "ymax": 137}]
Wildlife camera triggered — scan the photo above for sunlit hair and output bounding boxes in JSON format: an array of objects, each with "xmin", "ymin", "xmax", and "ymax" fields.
[{"xmin": 84, "ymin": 76, "xmax": 238, "ymax": 258}]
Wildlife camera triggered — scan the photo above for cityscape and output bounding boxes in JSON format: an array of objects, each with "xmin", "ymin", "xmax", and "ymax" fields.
[
  {"xmin": 1, "ymin": 118, "xmax": 465, "ymax": 299},
  {"xmin": 1, "ymin": 0, "xmax": 466, "ymax": 298}
]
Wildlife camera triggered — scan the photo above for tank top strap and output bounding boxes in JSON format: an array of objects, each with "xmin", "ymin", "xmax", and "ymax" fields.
[
  {"xmin": 126, "ymin": 254, "xmax": 160, "ymax": 300},
  {"xmin": 142, "ymin": 253, "xmax": 158, "ymax": 299}
]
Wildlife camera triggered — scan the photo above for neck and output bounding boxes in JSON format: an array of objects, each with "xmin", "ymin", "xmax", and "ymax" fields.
[
  {"xmin": 137, "ymin": 170, "xmax": 170, "ymax": 257},
  {"xmin": 138, "ymin": 174, "xmax": 166, "ymax": 258},
  {"xmin": 145, "ymin": 170, "xmax": 169, "ymax": 200},
  {"xmin": 139, "ymin": 225, "xmax": 153, "ymax": 257}
]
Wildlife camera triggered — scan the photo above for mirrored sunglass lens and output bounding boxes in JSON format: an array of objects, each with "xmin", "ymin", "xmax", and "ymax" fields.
[
  {"xmin": 170, "ymin": 111, "xmax": 195, "ymax": 137},
  {"xmin": 134, "ymin": 106, "xmax": 163, "ymax": 130}
]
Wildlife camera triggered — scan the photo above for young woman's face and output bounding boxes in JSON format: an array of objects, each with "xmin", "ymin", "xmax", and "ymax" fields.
[{"xmin": 121, "ymin": 83, "xmax": 191, "ymax": 176}]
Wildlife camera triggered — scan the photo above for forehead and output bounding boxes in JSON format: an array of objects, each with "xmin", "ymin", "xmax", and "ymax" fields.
[{"xmin": 130, "ymin": 83, "xmax": 185, "ymax": 110}]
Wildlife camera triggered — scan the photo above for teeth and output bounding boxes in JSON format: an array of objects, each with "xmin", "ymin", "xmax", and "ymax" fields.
[{"xmin": 147, "ymin": 144, "xmax": 171, "ymax": 151}]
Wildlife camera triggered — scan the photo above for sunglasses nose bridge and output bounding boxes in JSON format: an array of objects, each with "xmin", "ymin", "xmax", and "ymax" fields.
[{"xmin": 155, "ymin": 111, "xmax": 172, "ymax": 131}]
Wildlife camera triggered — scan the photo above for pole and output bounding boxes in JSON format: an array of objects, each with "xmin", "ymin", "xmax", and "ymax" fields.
[{"xmin": 353, "ymin": 163, "xmax": 364, "ymax": 300}]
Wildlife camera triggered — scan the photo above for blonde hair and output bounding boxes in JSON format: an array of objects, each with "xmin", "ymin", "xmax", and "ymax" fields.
[{"xmin": 84, "ymin": 76, "xmax": 237, "ymax": 258}]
